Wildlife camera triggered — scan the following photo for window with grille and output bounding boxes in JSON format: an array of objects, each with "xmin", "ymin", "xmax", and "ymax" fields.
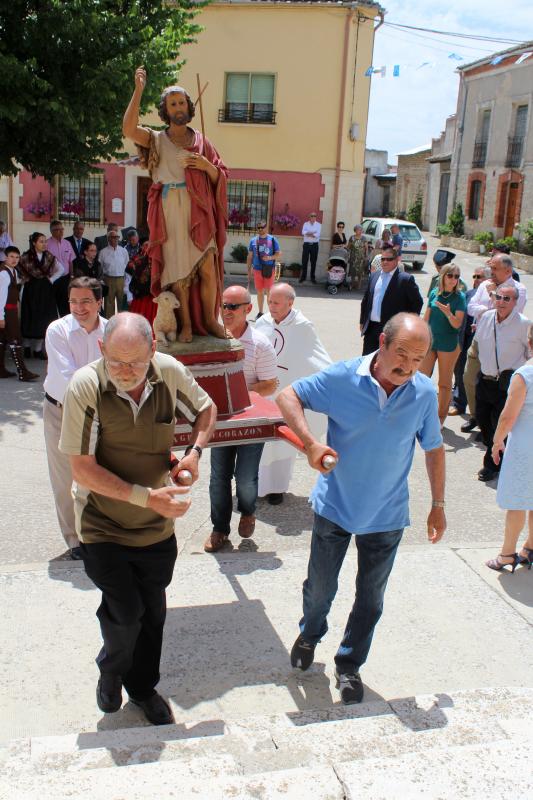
[
  {"xmin": 227, "ymin": 180, "xmax": 271, "ymax": 232},
  {"xmin": 55, "ymin": 174, "xmax": 103, "ymax": 223},
  {"xmin": 468, "ymin": 180, "xmax": 482, "ymax": 220},
  {"xmin": 472, "ymin": 109, "xmax": 491, "ymax": 167},
  {"xmin": 221, "ymin": 74, "xmax": 276, "ymax": 124}
]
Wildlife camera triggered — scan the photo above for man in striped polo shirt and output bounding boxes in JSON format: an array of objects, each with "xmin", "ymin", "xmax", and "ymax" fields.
[
  {"xmin": 59, "ymin": 312, "xmax": 217, "ymax": 725},
  {"xmin": 205, "ymin": 285, "xmax": 278, "ymax": 553}
]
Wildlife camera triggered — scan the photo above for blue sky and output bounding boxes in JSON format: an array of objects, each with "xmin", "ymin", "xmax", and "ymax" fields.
[{"xmin": 366, "ymin": 0, "xmax": 533, "ymax": 163}]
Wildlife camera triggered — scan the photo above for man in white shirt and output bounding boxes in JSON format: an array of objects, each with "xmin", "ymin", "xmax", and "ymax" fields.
[
  {"xmin": 47, "ymin": 219, "xmax": 76, "ymax": 316},
  {"xmin": 473, "ymin": 285, "xmax": 530, "ymax": 481},
  {"xmin": 99, "ymin": 231, "xmax": 130, "ymax": 318},
  {"xmin": 256, "ymin": 283, "xmax": 331, "ymax": 504},
  {"xmin": 205, "ymin": 285, "xmax": 278, "ymax": 553},
  {"xmin": 300, "ymin": 212, "xmax": 322, "ymax": 284},
  {"xmin": 467, "ymin": 253, "xmax": 526, "ymax": 321},
  {"xmin": 44, "ymin": 277, "xmax": 107, "ymax": 558},
  {"xmin": 461, "ymin": 253, "xmax": 527, "ymax": 434}
]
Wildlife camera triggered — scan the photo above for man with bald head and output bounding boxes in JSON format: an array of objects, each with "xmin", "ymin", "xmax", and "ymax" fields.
[
  {"xmin": 205, "ymin": 285, "xmax": 277, "ymax": 552},
  {"xmin": 256, "ymin": 283, "xmax": 331, "ymax": 504},
  {"xmin": 59, "ymin": 312, "xmax": 217, "ymax": 725},
  {"xmin": 277, "ymin": 313, "xmax": 446, "ymax": 705}
]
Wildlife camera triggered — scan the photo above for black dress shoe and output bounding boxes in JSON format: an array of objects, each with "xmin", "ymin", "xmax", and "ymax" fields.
[
  {"xmin": 298, "ymin": 277, "xmax": 306, "ymax": 283},
  {"xmin": 267, "ymin": 493, "xmax": 284, "ymax": 505},
  {"xmin": 478, "ymin": 468, "xmax": 498, "ymax": 482},
  {"xmin": 461, "ymin": 418, "xmax": 477, "ymax": 433},
  {"xmin": 130, "ymin": 692, "xmax": 174, "ymax": 725},
  {"xmin": 33, "ymin": 351, "xmax": 47, "ymax": 360},
  {"xmin": 97, "ymin": 675, "xmax": 122, "ymax": 713},
  {"xmin": 335, "ymin": 669, "xmax": 364, "ymax": 705},
  {"xmin": 70, "ymin": 546, "xmax": 83, "ymax": 560}
]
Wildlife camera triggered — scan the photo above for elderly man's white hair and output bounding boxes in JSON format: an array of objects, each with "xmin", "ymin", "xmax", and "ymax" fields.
[
  {"xmin": 273, "ymin": 282, "xmax": 296, "ymax": 300},
  {"xmin": 103, "ymin": 312, "xmax": 153, "ymax": 349}
]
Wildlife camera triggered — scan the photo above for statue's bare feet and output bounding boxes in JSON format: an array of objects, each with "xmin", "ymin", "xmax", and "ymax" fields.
[
  {"xmin": 178, "ymin": 327, "xmax": 193, "ymax": 344},
  {"xmin": 207, "ymin": 320, "xmax": 231, "ymax": 339}
]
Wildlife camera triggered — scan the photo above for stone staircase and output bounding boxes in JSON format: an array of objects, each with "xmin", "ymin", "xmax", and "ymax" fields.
[{"xmin": 2, "ymin": 688, "xmax": 532, "ymax": 799}]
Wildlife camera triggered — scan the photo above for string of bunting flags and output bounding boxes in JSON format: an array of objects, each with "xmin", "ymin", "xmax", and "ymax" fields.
[{"xmin": 365, "ymin": 50, "xmax": 531, "ymax": 78}]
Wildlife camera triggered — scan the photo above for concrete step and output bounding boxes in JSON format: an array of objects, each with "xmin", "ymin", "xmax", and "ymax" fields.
[
  {"xmin": 4, "ymin": 688, "xmax": 532, "ymax": 797},
  {"xmin": 3, "ymin": 734, "xmax": 532, "ymax": 800},
  {"xmin": 337, "ymin": 738, "xmax": 533, "ymax": 800}
]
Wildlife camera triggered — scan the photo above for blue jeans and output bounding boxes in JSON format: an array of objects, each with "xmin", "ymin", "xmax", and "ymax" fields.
[
  {"xmin": 300, "ymin": 513, "xmax": 403, "ymax": 673},
  {"xmin": 209, "ymin": 443, "xmax": 265, "ymax": 535}
]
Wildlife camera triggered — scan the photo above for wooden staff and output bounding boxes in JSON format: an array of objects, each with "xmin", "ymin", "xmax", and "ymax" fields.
[{"xmin": 195, "ymin": 73, "xmax": 227, "ymax": 337}]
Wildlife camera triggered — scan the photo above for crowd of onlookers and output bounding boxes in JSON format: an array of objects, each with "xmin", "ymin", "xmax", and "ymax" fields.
[
  {"xmin": 2, "ymin": 214, "xmax": 532, "ymax": 577},
  {"xmin": 0, "ymin": 220, "xmax": 155, "ymax": 379}
]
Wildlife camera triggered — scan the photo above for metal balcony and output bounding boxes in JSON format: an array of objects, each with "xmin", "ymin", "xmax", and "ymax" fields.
[
  {"xmin": 471, "ymin": 140, "xmax": 487, "ymax": 168},
  {"xmin": 505, "ymin": 136, "xmax": 524, "ymax": 168},
  {"xmin": 218, "ymin": 107, "xmax": 276, "ymax": 125}
]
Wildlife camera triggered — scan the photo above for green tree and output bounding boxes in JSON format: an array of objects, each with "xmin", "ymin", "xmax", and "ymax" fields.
[
  {"xmin": 0, "ymin": 0, "xmax": 203, "ymax": 181},
  {"xmin": 406, "ymin": 193, "xmax": 423, "ymax": 229},
  {"xmin": 447, "ymin": 203, "xmax": 465, "ymax": 237}
]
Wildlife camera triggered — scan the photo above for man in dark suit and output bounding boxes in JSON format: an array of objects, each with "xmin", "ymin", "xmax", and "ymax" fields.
[
  {"xmin": 360, "ymin": 245, "xmax": 423, "ymax": 354},
  {"xmin": 65, "ymin": 221, "xmax": 92, "ymax": 259}
]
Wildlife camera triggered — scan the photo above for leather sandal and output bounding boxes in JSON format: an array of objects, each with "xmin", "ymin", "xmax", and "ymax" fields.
[{"xmin": 204, "ymin": 531, "xmax": 229, "ymax": 553}]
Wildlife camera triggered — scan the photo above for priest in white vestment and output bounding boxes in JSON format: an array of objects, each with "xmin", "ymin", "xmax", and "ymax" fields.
[{"xmin": 255, "ymin": 283, "xmax": 332, "ymax": 504}]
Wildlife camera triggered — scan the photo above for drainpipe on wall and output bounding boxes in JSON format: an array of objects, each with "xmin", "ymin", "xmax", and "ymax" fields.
[
  {"xmin": 452, "ymin": 71, "xmax": 468, "ymax": 212},
  {"xmin": 8, "ymin": 175, "xmax": 14, "ymax": 235},
  {"xmin": 331, "ymin": 7, "xmax": 356, "ymax": 233}
]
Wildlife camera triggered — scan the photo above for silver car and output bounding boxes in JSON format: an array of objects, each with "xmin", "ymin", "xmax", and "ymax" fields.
[{"xmin": 361, "ymin": 218, "xmax": 427, "ymax": 270}]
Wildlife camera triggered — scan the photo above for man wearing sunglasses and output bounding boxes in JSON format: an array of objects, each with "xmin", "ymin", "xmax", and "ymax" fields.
[
  {"xmin": 461, "ymin": 253, "xmax": 527, "ymax": 434},
  {"xmin": 360, "ymin": 245, "xmax": 423, "ymax": 355},
  {"xmin": 205, "ymin": 285, "xmax": 278, "ymax": 553},
  {"xmin": 473, "ymin": 286, "xmax": 531, "ymax": 481},
  {"xmin": 246, "ymin": 221, "xmax": 281, "ymax": 320}
]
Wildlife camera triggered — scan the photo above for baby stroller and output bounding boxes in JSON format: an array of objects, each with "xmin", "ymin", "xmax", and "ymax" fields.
[{"xmin": 325, "ymin": 247, "xmax": 350, "ymax": 295}]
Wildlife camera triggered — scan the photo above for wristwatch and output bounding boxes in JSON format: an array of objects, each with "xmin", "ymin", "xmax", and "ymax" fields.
[
  {"xmin": 432, "ymin": 500, "xmax": 445, "ymax": 508},
  {"xmin": 184, "ymin": 444, "xmax": 202, "ymax": 459}
]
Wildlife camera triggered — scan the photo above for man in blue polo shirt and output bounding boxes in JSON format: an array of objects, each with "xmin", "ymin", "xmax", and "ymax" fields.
[{"xmin": 277, "ymin": 312, "xmax": 446, "ymax": 704}]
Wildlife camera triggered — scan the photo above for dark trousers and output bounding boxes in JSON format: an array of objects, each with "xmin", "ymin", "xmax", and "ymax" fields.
[
  {"xmin": 475, "ymin": 376, "xmax": 508, "ymax": 472},
  {"xmin": 301, "ymin": 513, "xmax": 403, "ymax": 673},
  {"xmin": 301, "ymin": 242, "xmax": 319, "ymax": 281},
  {"xmin": 452, "ymin": 345, "xmax": 468, "ymax": 411},
  {"xmin": 53, "ymin": 273, "xmax": 71, "ymax": 317},
  {"xmin": 81, "ymin": 534, "xmax": 177, "ymax": 700},
  {"xmin": 362, "ymin": 321, "xmax": 383, "ymax": 355},
  {"xmin": 209, "ymin": 443, "xmax": 264, "ymax": 535}
]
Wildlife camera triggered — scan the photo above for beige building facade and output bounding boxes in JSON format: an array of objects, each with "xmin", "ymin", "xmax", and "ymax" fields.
[{"xmin": 448, "ymin": 42, "xmax": 533, "ymax": 240}]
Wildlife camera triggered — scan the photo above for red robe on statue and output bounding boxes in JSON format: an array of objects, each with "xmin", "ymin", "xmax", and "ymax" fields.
[{"xmin": 146, "ymin": 129, "xmax": 228, "ymax": 337}]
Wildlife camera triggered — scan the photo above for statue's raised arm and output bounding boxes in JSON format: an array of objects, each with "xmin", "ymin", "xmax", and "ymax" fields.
[{"xmin": 123, "ymin": 69, "xmax": 229, "ymax": 342}]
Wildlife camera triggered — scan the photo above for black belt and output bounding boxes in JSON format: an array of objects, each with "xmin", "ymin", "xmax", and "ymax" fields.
[
  {"xmin": 480, "ymin": 373, "xmax": 498, "ymax": 382},
  {"xmin": 45, "ymin": 392, "xmax": 62, "ymax": 408}
]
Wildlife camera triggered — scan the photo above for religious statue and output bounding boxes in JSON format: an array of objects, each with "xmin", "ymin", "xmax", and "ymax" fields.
[{"xmin": 123, "ymin": 67, "xmax": 228, "ymax": 342}]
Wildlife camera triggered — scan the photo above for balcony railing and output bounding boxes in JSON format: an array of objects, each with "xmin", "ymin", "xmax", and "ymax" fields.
[
  {"xmin": 506, "ymin": 136, "xmax": 524, "ymax": 168},
  {"xmin": 472, "ymin": 140, "xmax": 487, "ymax": 168},
  {"xmin": 218, "ymin": 107, "xmax": 276, "ymax": 125}
]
